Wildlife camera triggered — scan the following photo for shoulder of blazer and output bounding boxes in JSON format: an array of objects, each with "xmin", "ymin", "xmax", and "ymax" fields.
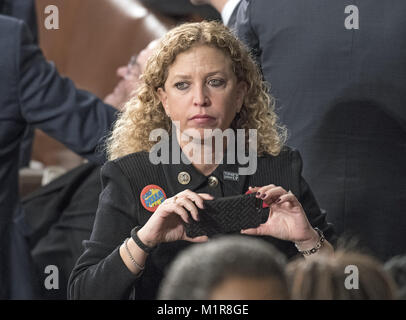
[
  {"xmin": 257, "ymin": 145, "xmax": 301, "ymax": 165},
  {"xmin": 112, "ymin": 151, "xmax": 159, "ymax": 179},
  {"xmin": 112, "ymin": 151, "xmax": 150, "ymax": 167},
  {"xmin": 112, "ymin": 151, "xmax": 167, "ymax": 197},
  {"xmin": 251, "ymin": 145, "xmax": 302, "ymax": 194}
]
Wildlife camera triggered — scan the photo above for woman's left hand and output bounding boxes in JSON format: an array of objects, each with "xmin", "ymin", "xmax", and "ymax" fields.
[{"xmin": 241, "ymin": 185, "xmax": 318, "ymax": 244}]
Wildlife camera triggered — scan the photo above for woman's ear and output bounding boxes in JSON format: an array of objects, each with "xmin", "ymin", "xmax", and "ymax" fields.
[
  {"xmin": 157, "ymin": 87, "xmax": 170, "ymax": 116},
  {"xmin": 236, "ymin": 81, "xmax": 248, "ymax": 113}
]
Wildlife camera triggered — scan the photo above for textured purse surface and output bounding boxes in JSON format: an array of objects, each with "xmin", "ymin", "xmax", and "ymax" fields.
[{"xmin": 184, "ymin": 193, "xmax": 268, "ymax": 237}]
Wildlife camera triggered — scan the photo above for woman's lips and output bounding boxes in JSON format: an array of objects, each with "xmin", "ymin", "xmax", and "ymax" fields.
[{"xmin": 190, "ymin": 115, "xmax": 216, "ymax": 124}]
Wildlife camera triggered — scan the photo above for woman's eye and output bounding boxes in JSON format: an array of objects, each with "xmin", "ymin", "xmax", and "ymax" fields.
[
  {"xmin": 175, "ymin": 82, "xmax": 189, "ymax": 90},
  {"xmin": 208, "ymin": 79, "xmax": 225, "ymax": 87}
]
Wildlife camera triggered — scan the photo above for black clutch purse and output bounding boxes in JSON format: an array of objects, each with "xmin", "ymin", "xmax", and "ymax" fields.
[{"xmin": 184, "ymin": 193, "xmax": 269, "ymax": 237}]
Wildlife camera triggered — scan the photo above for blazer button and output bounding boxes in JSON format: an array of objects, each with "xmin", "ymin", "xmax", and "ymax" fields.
[
  {"xmin": 178, "ymin": 172, "xmax": 191, "ymax": 185},
  {"xmin": 208, "ymin": 176, "xmax": 219, "ymax": 188}
]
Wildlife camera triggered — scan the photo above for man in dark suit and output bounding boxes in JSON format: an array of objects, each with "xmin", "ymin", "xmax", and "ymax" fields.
[
  {"xmin": 0, "ymin": 15, "xmax": 117, "ymax": 299},
  {"xmin": 190, "ymin": 0, "xmax": 241, "ymax": 29},
  {"xmin": 140, "ymin": 0, "xmax": 220, "ymax": 21},
  {"xmin": 236, "ymin": 0, "xmax": 406, "ymax": 261},
  {"xmin": 0, "ymin": 0, "xmax": 38, "ymax": 41},
  {"xmin": 1, "ymin": 0, "xmax": 39, "ymax": 168}
]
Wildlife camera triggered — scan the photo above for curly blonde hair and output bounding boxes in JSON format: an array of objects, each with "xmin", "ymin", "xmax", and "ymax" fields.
[{"xmin": 107, "ymin": 21, "xmax": 286, "ymax": 160}]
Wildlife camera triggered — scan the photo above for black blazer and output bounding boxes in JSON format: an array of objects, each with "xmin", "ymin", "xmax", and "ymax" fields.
[
  {"xmin": 68, "ymin": 147, "xmax": 335, "ymax": 299},
  {"xmin": 0, "ymin": 15, "xmax": 116, "ymax": 299},
  {"xmin": 236, "ymin": 0, "xmax": 406, "ymax": 260}
]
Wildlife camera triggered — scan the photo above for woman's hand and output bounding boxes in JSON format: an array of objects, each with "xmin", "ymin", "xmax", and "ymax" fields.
[
  {"xmin": 241, "ymin": 185, "xmax": 319, "ymax": 245},
  {"xmin": 137, "ymin": 190, "xmax": 214, "ymax": 247}
]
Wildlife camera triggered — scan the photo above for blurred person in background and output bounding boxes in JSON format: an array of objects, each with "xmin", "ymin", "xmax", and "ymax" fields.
[
  {"xmin": 1, "ymin": 0, "xmax": 39, "ymax": 168},
  {"xmin": 140, "ymin": 0, "xmax": 220, "ymax": 22},
  {"xmin": 0, "ymin": 13, "xmax": 117, "ymax": 299},
  {"xmin": 384, "ymin": 255, "xmax": 406, "ymax": 300},
  {"xmin": 104, "ymin": 39, "xmax": 160, "ymax": 109},
  {"xmin": 235, "ymin": 0, "xmax": 406, "ymax": 262},
  {"xmin": 190, "ymin": 0, "xmax": 241, "ymax": 29}
]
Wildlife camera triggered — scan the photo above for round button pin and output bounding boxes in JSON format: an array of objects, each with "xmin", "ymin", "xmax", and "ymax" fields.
[
  {"xmin": 140, "ymin": 184, "xmax": 167, "ymax": 213},
  {"xmin": 208, "ymin": 176, "xmax": 219, "ymax": 188},
  {"xmin": 178, "ymin": 172, "xmax": 191, "ymax": 185}
]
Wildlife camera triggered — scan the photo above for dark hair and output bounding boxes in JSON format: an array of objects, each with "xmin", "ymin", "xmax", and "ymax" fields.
[
  {"xmin": 158, "ymin": 235, "xmax": 288, "ymax": 299},
  {"xmin": 384, "ymin": 255, "xmax": 406, "ymax": 300}
]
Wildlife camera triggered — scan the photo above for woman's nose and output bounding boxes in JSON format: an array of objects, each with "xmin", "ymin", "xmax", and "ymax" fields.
[{"xmin": 193, "ymin": 85, "xmax": 210, "ymax": 107}]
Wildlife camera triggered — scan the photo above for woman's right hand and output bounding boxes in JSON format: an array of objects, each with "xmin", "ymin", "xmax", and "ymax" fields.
[{"xmin": 137, "ymin": 190, "xmax": 214, "ymax": 248}]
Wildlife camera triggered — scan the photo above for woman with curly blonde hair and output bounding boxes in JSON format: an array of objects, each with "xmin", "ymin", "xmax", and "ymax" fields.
[
  {"xmin": 69, "ymin": 21, "xmax": 335, "ymax": 300},
  {"xmin": 107, "ymin": 21, "xmax": 284, "ymax": 159}
]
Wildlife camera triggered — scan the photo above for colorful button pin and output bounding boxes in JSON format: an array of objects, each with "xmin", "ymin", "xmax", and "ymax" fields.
[{"xmin": 140, "ymin": 184, "xmax": 167, "ymax": 213}]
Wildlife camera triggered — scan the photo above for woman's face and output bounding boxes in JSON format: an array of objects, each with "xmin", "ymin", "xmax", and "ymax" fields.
[{"xmin": 157, "ymin": 45, "xmax": 247, "ymax": 139}]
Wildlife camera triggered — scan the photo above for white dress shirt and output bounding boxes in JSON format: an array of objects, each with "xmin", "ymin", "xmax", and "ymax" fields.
[{"xmin": 221, "ymin": 0, "xmax": 241, "ymax": 26}]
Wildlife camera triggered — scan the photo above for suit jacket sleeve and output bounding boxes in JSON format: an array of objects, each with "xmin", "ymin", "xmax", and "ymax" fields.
[
  {"xmin": 68, "ymin": 160, "xmax": 140, "ymax": 300},
  {"xmin": 16, "ymin": 20, "xmax": 116, "ymax": 164}
]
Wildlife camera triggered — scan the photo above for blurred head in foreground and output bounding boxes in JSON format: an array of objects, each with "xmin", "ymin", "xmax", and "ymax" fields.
[
  {"xmin": 158, "ymin": 235, "xmax": 289, "ymax": 300},
  {"xmin": 287, "ymin": 250, "xmax": 397, "ymax": 300}
]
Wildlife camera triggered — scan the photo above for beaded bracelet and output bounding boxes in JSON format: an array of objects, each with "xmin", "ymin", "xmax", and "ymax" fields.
[
  {"xmin": 295, "ymin": 228, "xmax": 326, "ymax": 256},
  {"xmin": 124, "ymin": 238, "xmax": 145, "ymax": 271}
]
